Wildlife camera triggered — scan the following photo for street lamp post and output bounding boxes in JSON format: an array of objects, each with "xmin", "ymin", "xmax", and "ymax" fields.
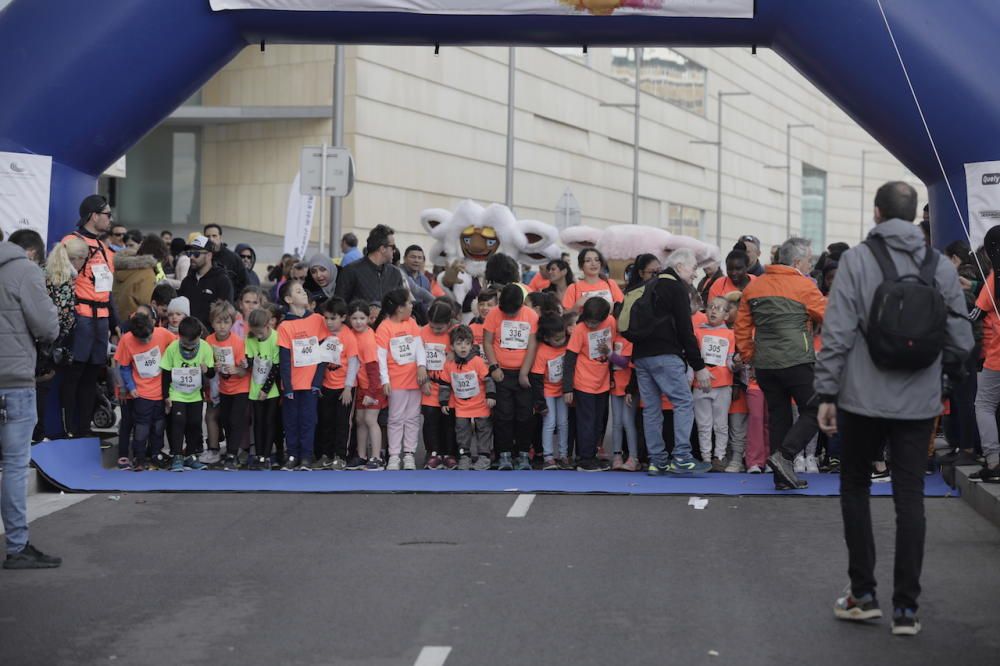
[
  {"xmin": 505, "ymin": 47, "xmax": 515, "ymax": 209},
  {"xmin": 692, "ymin": 91, "xmax": 750, "ymax": 246},
  {"xmin": 785, "ymin": 122, "xmax": 813, "ymax": 238},
  {"xmin": 600, "ymin": 47, "xmax": 643, "ymax": 225}
]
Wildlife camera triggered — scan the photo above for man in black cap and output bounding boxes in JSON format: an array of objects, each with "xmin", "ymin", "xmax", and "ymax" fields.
[{"xmin": 178, "ymin": 235, "xmax": 233, "ymax": 333}]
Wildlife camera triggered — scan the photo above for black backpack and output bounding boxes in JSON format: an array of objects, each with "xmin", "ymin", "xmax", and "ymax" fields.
[
  {"xmin": 620, "ymin": 273, "xmax": 675, "ymax": 343},
  {"xmin": 863, "ymin": 236, "xmax": 947, "ymax": 370}
]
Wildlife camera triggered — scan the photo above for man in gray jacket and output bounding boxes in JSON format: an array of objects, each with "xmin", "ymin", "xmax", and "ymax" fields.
[
  {"xmin": 815, "ymin": 181, "xmax": 973, "ymax": 636},
  {"xmin": 0, "ymin": 240, "xmax": 60, "ymax": 569}
]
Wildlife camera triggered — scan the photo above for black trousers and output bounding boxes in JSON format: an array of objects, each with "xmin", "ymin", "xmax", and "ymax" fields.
[
  {"xmin": 574, "ymin": 391, "xmax": 608, "ymax": 462},
  {"xmin": 169, "ymin": 400, "xmax": 204, "ymax": 456},
  {"xmin": 219, "ymin": 393, "xmax": 249, "ymax": 456},
  {"xmin": 126, "ymin": 398, "xmax": 164, "ymax": 462},
  {"xmin": 60, "ymin": 361, "xmax": 100, "ymax": 435},
  {"xmin": 317, "ymin": 387, "xmax": 353, "ymax": 460},
  {"xmin": 755, "ymin": 363, "xmax": 819, "ymax": 460},
  {"xmin": 494, "ymin": 370, "xmax": 533, "ymax": 455},
  {"xmin": 422, "ymin": 404, "xmax": 456, "ymax": 457},
  {"xmin": 839, "ymin": 409, "xmax": 933, "ymax": 611},
  {"xmin": 252, "ymin": 398, "xmax": 282, "ymax": 459}
]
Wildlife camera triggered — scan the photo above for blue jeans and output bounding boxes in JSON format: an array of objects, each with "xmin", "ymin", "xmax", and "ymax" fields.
[
  {"xmin": 610, "ymin": 394, "xmax": 638, "ymax": 456},
  {"xmin": 542, "ymin": 396, "xmax": 569, "ymax": 459},
  {"xmin": 282, "ymin": 390, "xmax": 319, "ymax": 460},
  {"xmin": 634, "ymin": 355, "xmax": 695, "ymax": 467},
  {"xmin": 1, "ymin": 388, "xmax": 37, "ymax": 554}
]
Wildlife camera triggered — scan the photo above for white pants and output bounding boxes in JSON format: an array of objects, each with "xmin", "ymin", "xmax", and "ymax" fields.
[{"xmin": 694, "ymin": 386, "xmax": 731, "ymax": 460}]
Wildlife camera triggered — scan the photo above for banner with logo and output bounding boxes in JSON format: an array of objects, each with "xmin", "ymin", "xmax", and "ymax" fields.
[
  {"xmin": 0, "ymin": 152, "xmax": 52, "ymax": 245},
  {"xmin": 284, "ymin": 172, "xmax": 317, "ymax": 258},
  {"xmin": 210, "ymin": 0, "xmax": 753, "ymax": 18},
  {"xmin": 965, "ymin": 160, "xmax": 1000, "ymax": 248}
]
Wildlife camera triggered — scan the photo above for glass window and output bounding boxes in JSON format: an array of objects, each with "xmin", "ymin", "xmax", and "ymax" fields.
[
  {"xmin": 668, "ymin": 204, "xmax": 703, "ymax": 238},
  {"xmin": 116, "ymin": 127, "xmax": 200, "ymax": 228},
  {"xmin": 801, "ymin": 164, "xmax": 827, "ymax": 249},
  {"xmin": 611, "ymin": 48, "xmax": 707, "ymax": 115}
]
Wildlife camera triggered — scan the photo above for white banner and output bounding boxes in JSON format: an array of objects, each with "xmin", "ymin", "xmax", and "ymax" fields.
[
  {"xmin": 210, "ymin": 0, "xmax": 753, "ymax": 18},
  {"xmin": 0, "ymin": 152, "xmax": 52, "ymax": 245},
  {"xmin": 965, "ymin": 160, "xmax": 1000, "ymax": 248},
  {"xmin": 284, "ymin": 172, "xmax": 317, "ymax": 258}
]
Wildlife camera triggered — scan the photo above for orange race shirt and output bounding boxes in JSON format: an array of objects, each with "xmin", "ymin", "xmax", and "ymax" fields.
[
  {"xmin": 441, "ymin": 356, "xmax": 491, "ymax": 418},
  {"xmin": 692, "ymin": 311, "xmax": 708, "ymax": 328},
  {"xmin": 206, "ymin": 332, "xmax": 251, "ymax": 395},
  {"xmin": 484, "ymin": 306, "xmax": 538, "ymax": 370},
  {"xmin": 531, "ymin": 342, "xmax": 566, "ymax": 398},
  {"xmin": 693, "ymin": 323, "xmax": 735, "ymax": 388},
  {"xmin": 376, "ymin": 317, "xmax": 423, "ymax": 390},
  {"xmin": 63, "ymin": 232, "xmax": 114, "ymax": 317},
  {"xmin": 707, "ymin": 274, "xmax": 757, "ymax": 302},
  {"xmin": 729, "ymin": 385, "xmax": 749, "ymax": 414},
  {"xmin": 562, "ymin": 279, "xmax": 624, "ymax": 312},
  {"xmin": 420, "ymin": 325, "xmax": 452, "ymax": 407},
  {"xmin": 114, "ymin": 327, "xmax": 176, "ymax": 401},
  {"xmin": 351, "ymin": 327, "xmax": 378, "ymax": 390},
  {"xmin": 567, "ymin": 315, "xmax": 616, "ymax": 394},
  {"xmin": 977, "ymin": 273, "xmax": 1000, "ymax": 371},
  {"xmin": 277, "ymin": 313, "xmax": 329, "ymax": 391},
  {"xmin": 611, "ymin": 334, "xmax": 633, "ymax": 397},
  {"xmin": 528, "ymin": 272, "xmax": 551, "ymax": 293},
  {"xmin": 321, "ymin": 326, "xmax": 360, "ymax": 390}
]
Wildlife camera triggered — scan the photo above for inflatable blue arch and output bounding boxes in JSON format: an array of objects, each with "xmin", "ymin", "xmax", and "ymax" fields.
[{"xmin": 1, "ymin": 0, "xmax": 999, "ymax": 248}]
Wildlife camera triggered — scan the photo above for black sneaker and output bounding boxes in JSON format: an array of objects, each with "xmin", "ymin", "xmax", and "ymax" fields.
[
  {"xmin": 834, "ymin": 589, "xmax": 882, "ymax": 621},
  {"xmin": 3, "ymin": 543, "xmax": 62, "ymax": 569},
  {"xmin": 222, "ymin": 456, "xmax": 239, "ymax": 472},
  {"xmin": 767, "ymin": 452, "xmax": 802, "ymax": 487},
  {"xmin": 576, "ymin": 458, "xmax": 604, "ymax": 472},
  {"xmin": 345, "ymin": 456, "xmax": 366, "ymax": 471},
  {"xmin": 891, "ymin": 608, "xmax": 921, "ymax": 636},
  {"xmin": 775, "ymin": 478, "xmax": 809, "ymax": 490},
  {"xmin": 281, "ymin": 456, "xmax": 298, "ymax": 471},
  {"xmin": 871, "ymin": 466, "xmax": 891, "ymax": 482},
  {"xmin": 971, "ymin": 464, "xmax": 1000, "ymax": 483}
]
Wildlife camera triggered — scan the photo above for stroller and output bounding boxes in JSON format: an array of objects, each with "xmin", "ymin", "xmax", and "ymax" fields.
[{"xmin": 91, "ymin": 363, "xmax": 119, "ymax": 431}]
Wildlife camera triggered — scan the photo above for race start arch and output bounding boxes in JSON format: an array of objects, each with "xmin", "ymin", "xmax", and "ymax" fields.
[{"xmin": 1, "ymin": 0, "xmax": 999, "ymax": 248}]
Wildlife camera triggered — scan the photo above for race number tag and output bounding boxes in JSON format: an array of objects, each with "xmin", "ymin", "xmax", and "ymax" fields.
[
  {"xmin": 424, "ymin": 343, "xmax": 446, "ymax": 371},
  {"xmin": 587, "ymin": 327, "xmax": 612, "ymax": 360},
  {"xmin": 213, "ymin": 346, "xmax": 235, "ymax": 370},
  {"xmin": 92, "ymin": 264, "xmax": 113, "ymax": 293},
  {"xmin": 701, "ymin": 335, "xmax": 729, "ymax": 367},
  {"xmin": 500, "ymin": 320, "xmax": 530, "ymax": 350},
  {"xmin": 252, "ymin": 357, "xmax": 272, "ymax": 386},
  {"xmin": 171, "ymin": 366, "xmax": 201, "ymax": 394},
  {"xmin": 614, "ymin": 341, "xmax": 624, "ymax": 355},
  {"xmin": 452, "ymin": 370, "xmax": 480, "ymax": 400},
  {"xmin": 292, "ymin": 336, "xmax": 320, "ymax": 367},
  {"xmin": 389, "ymin": 335, "xmax": 416, "ymax": 365},
  {"xmin": 320, "ymin": 337, "xmax": 343, "ymax": 366},
  {"xmin": 133, "ymin": 347, "xmax": 162, "ymax": 379},
  {"xmin": 585, "ymin": 289, "xmax": 613, "ymax": 305},
  {"xmin": 547, "ymin": 356, "xmax": 564, "ymax": 383}
]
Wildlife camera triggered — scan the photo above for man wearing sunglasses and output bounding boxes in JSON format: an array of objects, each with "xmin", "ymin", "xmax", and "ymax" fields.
[
  {"xmin": 106, "ymin": 223, "xmax": 128, "ymax": 253},
  {"xmin": 178, "ymin": 236, "xmax": 234, "ymax": 333}
]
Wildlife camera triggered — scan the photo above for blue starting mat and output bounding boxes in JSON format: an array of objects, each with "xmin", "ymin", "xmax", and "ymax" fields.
[{"xmin": 31, "ymin": 438, "xmax": 959, "ymax": 497}]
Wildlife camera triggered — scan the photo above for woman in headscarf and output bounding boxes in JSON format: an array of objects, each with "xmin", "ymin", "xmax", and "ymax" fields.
[{"xmin": 304, "ymin": 252, "xmax": 338, "ymax": 308}]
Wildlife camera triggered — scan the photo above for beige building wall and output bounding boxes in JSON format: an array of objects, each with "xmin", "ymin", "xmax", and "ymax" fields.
[{"xmin": 197, "ymin": 43, "xmax": 924, "ymax": 258}]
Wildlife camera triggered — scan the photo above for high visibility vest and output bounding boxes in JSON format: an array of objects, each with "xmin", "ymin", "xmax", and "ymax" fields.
[{"xmin": 63, "ymin": 231, "xmax": 114, "ymax": 318}]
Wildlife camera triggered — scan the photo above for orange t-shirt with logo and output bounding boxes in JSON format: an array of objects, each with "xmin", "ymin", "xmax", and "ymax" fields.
[
  {"xmin": 441, "ymin": 356, "xmax": 491, "ymax": 418},
  {"xmin": 562, "ymin": 279, "xmax": 624, "ymax": 311},
  {"xmin": 484, "ymin": 306, "xmax": 538, "ymax": 370},
  {"xmin": 420, "ymin": 325, "xmax": 451, "ymax": 407},
  {"xmin": 528, "ymin": 272, "xmax": 551, "ymax": 293},
  {"xmin": 611, "ymin": 335, "xmax": 633, "ymax": 398},
  {"xmin": 693, "ymin": 324, "xmax": 735, "ymax": 388},
  {"xmin": 351, "ymin": 327, "xmax": 378, "ymax": 390},
  {"xmin": 567, "ymin": 315, "xmax": 616, "ymax": 394},
  {"xmin": 206, "ymin": 332, "xmax": 251, "ymax": 395},
  {"xmin": 376, "ymin": 317, "xmax": 423, "ymax": 390},
  {"xmin": 277, "ymin": 313, "xmax": 329, "ymax": 391},
  {"xmin": 114, "ymin": 327, "xmax": 176, "ymax": 401},
  {"xmin": 322, "ymin": 326, "xmax": 360, "ymax": 390},
  {"xmin": 531, "ymin": 342, "xmax": 566, "ymax": 398},
  {"xmin": 977, "ymin": 274, "xmax": 1000, "ymax": 371}
]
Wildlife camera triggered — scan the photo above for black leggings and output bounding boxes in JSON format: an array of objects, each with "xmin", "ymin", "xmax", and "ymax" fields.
[
  {"xmin": 317, "ymin": 388, "xmax": 353, "ymax": 460},
  {"xmin": 60, "ymin": 361, "xmax": 101, "ymax": 435},
  {"xmin": 252, "ymin": 398, "xmax": 283, "ymax": 459},
  {"xmin": 219, "ymin": 393, "xmax": 249, "ymax": 456},
  {"xmin": 422, "ymin": 404, "xmax": 456, "ymax": 457},
  {"xmin": 169, "ymin": 400, "xmax": 204, "ymax": 456}
]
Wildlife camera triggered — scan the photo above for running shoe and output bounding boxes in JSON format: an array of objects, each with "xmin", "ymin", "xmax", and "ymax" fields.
[
  {"xmin": 184, "ymin": 455, "xmax": 207, "ymax": 471},
  {"xmin": 793, "ymin": 453, "xmax": 807, "ymax": 474},
  {"xmin": 281, "ymin": 456, "xmax": 298, "ymax": 471},
  {"xmin": 711, "ymin": 457, "xmax": 726, "ymax": 473},
  {"xmin": 767, "ymin": 452, "xmax": 801, "ymax": 487},
  {"xmin": 834, "ymin": 587, "xmax": 883, "ymax": 621},
  {"xmin": 611, "ymin": 454, "xmax": 625, "ymax": 471},
  {"xmin": 497, "ymin": 453, "xmax": 514, "ymax": 471},
  {"xmin": 443, "ymin": 455, "xmax": 459, "ymax": 470},
  {"xmin": 747, "ymin": 465, "xmax": 764, "ymax": 474},
  {"xmin": 199, "ymin": 449, "xmax": 221, "ymax": 466},
  {"xmin": 403, "ymin": 453, "xmax": 417, "ymax": 470},
  {"xmin": 576, "ymin": 458, "xmax": 605, "ymax": 472},
  {"xmin": 345, "ymin": 456, "xmax": 366, "ymax": 470},
  {"xmin": 170, "ymin": 455, "xmax": 184, "ymax": 472},
  {"xmin": 622, "ymin": 457, "xmax": 641, "ymax": 472},
  {"xmin": 473, "ymin": 455, "xmax": 492, "ymax": 471},
  {"xmin": 425, "ymin": 455, "xmax": 443, "ymax": 470},
  {"xmin": 457, "ymin": 455, "xmax": 472, "ymax": 470},
  {"xmin": 647, "ymin": 462, "xmax": 670, "ymax": 476},
  {"xmin": 970, "ymin": 465, "xmax": 1000, "ymax": 483},
  {"xmin": 805, "ymin": 455, "xmax": 820, "ymax": 474},
  {"xmin": 670, "ymin": 457, "xmax": 711, "ymax": 474},
  {"xmin": 116, "ymin": 457, "xmax": 131, "ymax": 471},
  {"xmin": 298, "ymin": 457, "xmax": 314, "ymax": 471},
  {"xmin": 365, "ymin": 457, "xmax": 384, "ymax": 471},
  {"xmin": 724, "ymin": 459, "xmax": 745, "ymax": 473},
  {"xmin": 871, "ymin": 466, "xmax": 891, "ymax": 483},
  {"xmin": 543, "ymin": 457, "xmax": 559, "ymax": 470},
  {"xmin": 314, "ymin": 455, "xmax": 332, "ymax": 470},
  {"xmin": 516, "ymin": 455, "xmax": 532, "ymax": 471},
  {"xmin": 330, "ymin": 456, "xmax": 347, "ymax": 471},
  {"xmin": 222, "ymin": 456, "xmax": 239, "ymax": 472},
  {"xmin": 386, "ymin": 455, "xmax": 402, "ymax": 471},
  {"xmin": 891, "ymin": 608, "xmax": 921, "ymax": 636}
]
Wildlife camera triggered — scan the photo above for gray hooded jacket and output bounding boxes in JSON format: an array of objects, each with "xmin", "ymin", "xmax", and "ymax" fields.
[
  {"xmin": 0, "ymin": 242, "xmax": 60, "ymax": 388},
  {"xmin": 814, "ymin": 219, "xmax": 974, "ymax": 419}
]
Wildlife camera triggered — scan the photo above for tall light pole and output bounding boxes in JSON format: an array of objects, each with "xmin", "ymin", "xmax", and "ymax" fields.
[
  {"xmin": 600, "ymin": 47, "xmax": 643, "ymax": 225},
  {"xmin": 330, "ymin": 44, "xmax": 345, "ymax": 257},
  {"xmin": 859, "ymin": 149, "xmax": 877, "ymax": 241},
  {"xmin": 785, "ymin": 122, "xmax": 813, "ymax": 238},
  {"xmin": 505, "ymin": 47, "xmax": 515, "ymax": 209},
  {"xmin": 692, "ymin": 90, "xmax": 750, "ymax": 246}
]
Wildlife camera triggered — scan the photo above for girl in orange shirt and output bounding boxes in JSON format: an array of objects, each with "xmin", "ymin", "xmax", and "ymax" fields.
[
  {"xmin": 206, "ymin": 300, "xmax": 251, "ymax": 471},
  {"xmin": 562, "ymin": 248, "xmax": 624, "ymax": 315},
  {"xmin": 348, "ymin": 300, "xmax": 385, "ymax": 470},
  {"xmin": 375, "ymin": 288, "xmax": 428, "ymax": 471},
  {"xmin": 563, "ymin": 298, "xmax": 615, "ymax": 472},
  {"xmin": 421, "ymin": 300, "xmax": 456, "ymax": 469},
  {"xmin": 530, "ymin": 314, "xmax": 570, "ymax": 470},
  {"xmin": 609, "ymin": 333, "xmax": 639, "ymax": 471}
]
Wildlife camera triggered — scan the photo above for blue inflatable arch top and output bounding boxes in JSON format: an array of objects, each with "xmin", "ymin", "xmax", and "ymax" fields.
[{"xmin": 1, "ymin": 0, "xmax": 999, "ymax": 247}]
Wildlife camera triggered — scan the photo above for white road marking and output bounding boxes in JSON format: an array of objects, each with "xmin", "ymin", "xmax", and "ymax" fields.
[
  {"xmin": 506, "ymin": 493, "xmax": 535, "ymax": 518},
  {"xmin": 414, "ymin": 646, "xmax": 452, "ymax": 666}
]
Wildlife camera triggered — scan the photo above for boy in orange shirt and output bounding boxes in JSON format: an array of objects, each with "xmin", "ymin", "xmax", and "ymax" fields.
[
  {"xmin": 530, "ymin": 314, "xmax": 570, "ymax": 470},
  {"xmin": 439, "ymin": 325, "xmax": 495, "ymax": 468},
  {"xmin": 206, "ymin": 300, "xmax": 251, "ymax": 471},
  {"xmin": 470, "ymin": 289, "xmax": 497, "ymax": 360},
  {"xmin": 316, "ymin": 297, "xmax": 359, "ymax": 470},
  {"xmin": 693, "ymin": 296, "xmax": 739, "ymax": 471},
  {"xmin": 421, "ymin": 300, "xmax": 456, "ymax": 469}
]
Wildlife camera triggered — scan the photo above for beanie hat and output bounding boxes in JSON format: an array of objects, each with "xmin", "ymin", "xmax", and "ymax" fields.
[{"xmin": 167, "ymin": 296, "xmax": 191, "ymax": 316}]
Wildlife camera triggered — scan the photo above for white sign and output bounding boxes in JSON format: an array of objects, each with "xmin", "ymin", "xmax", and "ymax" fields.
[
  {"xmin": 965, "ymin": 160, "xmax": 1000, "ymax": 248},
  {"xmin": 300, "ymin": 146, "xmax": 355, "ymax": 197},
  {"xmin": 210, "ymin": 1, "xmax": 754, "ymax": 19},
  {"xmin": 0, "ymin": 152, "xmax": 52, "ymax": 245},
  {"xmin": 283, "ymin": 171, "xmax": 317, "ymax": 258}
]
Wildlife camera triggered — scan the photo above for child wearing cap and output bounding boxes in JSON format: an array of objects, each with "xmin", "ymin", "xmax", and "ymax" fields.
[{"xmin": 166, "ymin": 296, "xmax": 190, "ymax": 335}]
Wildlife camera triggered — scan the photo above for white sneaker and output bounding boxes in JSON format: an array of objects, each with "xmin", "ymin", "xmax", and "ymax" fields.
[
  {"xmin": 199, "ymin": 449, "xmax": 221, "ymax": 465},
  {"xmin": 805, "ymin": 455, "xmax": 820, "ymax": 473},
  {"xmin": 724, "ymin": 459, "xmax": 745, "ymax": 473},
  {"xmin": 793, "ymin": 454, "xmax": 807, "ymax": 474},
  {"xmin": 402, "ymin": 453, "xmax": 416, "ymax": 470},
  {"xmin": 747, "ymin": 465, "xmax": 763, "ymax": 474},
  {"xmin": 386, "ymin": 455, "xmax": 402, "ymax": 471}
]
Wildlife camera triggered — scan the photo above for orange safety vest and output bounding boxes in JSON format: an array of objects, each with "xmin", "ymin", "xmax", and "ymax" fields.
[{"xmin": 63, "ymin": 231, "xmax": 114, "ymax": 318}]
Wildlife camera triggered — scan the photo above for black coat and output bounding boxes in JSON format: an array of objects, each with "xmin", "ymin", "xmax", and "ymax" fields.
[
  {"xmin": 179, "ymin": 265, "xmax": 234, "ymax": 333},
  {"xmin": 334, "ymin": 257, "xmax": 404, "ymax": 306},
  {"xmin": 214, "ymin": 244, "xmax": 247, "ymax": 298},
  {"xmin": 630, "ymin": 267, "xmax": 706, "ymax": 371}
]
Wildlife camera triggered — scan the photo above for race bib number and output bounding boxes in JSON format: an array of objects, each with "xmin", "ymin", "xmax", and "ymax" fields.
[
  {"xmin": 701, "ymin": 335, "xmax": 729, "ymax": 367},
  {"xmin": 213, "ymin": 346, "xmax": 235, "ymax": 370},
  {"xmin": 133, "ymin": 347, "xmax": 162, "ymax": 379},
  {"xmin": 424, "ymin": 343, "xmax": 446, "ymax": 371},
  {"xmin": 588, "ymin": 327, "xmax": 612, "ymax": 360},
  {"xmin": 292, "ymin": 336, "xmax": 320, "ymax": 367},
  {"xmin": 585, "ymin": 288, "xmax": 613, "ymax": 305},
  {"xmin": 452, "ymin": 370, "xmax": 480, "ymax": 400},
  {"xmin": 171, "ymin": 366, "xmax": 201, "ymax": 394},
  {"xmin": 547, "ymin": 356, "xmax": 564, "ymax": 383},
  {"xmin": 92, "ymin": 264, "xmax": 113, "ymax": 293},
  {"xmin": 500, "ymin": 320, "xmax": 530, "ymax": 350},
  {"xmin": 252, "ymin": 357, "xmax": 272, "ymax": 387},
  {"xmin": 320, "ymin": 337, "xmax": 343, "ymax": 366},
  {"xmin": 389, "ymin": 335, "xmax": 416, "ymax": 365},
  {"xmin": 614, "ymin": 341, "xmax": 624, "ymax": 355}
]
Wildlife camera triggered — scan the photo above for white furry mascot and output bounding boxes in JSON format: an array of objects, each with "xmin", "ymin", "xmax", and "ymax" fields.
[{"xmin": 421, "ymin": 200, "xmax": 561, "ymax": 321}]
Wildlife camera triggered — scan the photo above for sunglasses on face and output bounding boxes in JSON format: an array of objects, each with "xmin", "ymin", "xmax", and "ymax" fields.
[
  {"xmin": 239, "ymin": 254, "xmax": 253, "ymax": 261},
  {"xmin": 186, "ymin": 250, "xmax": 205, "ymax": 258}
]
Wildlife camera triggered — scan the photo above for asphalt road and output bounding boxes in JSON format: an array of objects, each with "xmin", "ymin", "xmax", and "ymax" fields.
[{"xmin": 1, "ymin": 492, "xmax": 998, "ymax": 666}]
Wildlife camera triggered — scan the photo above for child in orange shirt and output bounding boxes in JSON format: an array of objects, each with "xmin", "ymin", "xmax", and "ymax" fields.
[
  {"xmin": 693, "ymin": 296, "xmax": 738, "ymax": 471},
  {"xmin": 348, "ymin": 299, "xmax": 385, "ymax": 470},
  {"xmin": 439, "ymin": 325, "xmax": 495, "ymax": 468},
  {"xmin": 563, "ymin": 298, "xmax": 615, "ymax": 472},
  {"xmin": 470, "ymin": 289, "xmax": 497, "ymax": 360},
  {"xmin": 207, "ymin": 300, "xmax": 251, "ymax": 471},
  {"xmin": 421, "ymin": 300, "xmax": 456, "ymax": 469},
  {"xmin": 376, "ymin": 288, "xmax": 428, "ymax": 471},
  {"xmin": 316, "ymin": 297, "xmax": 359, "ymax": 470},
  {"xmin": 530, "ymin": 314, "xmax": 570, "ymax": 470},
  {"xmin": 609, "ymin": 332, "xmax": 639, "ymax": 471}
]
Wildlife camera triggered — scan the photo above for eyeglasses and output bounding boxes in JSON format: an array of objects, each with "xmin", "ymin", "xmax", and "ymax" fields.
[
  {"xmin": 239, "ymin": 254, "xmax": 253, "ymax": 261},
  {"xmin": 98, "ymin": 211, "xmax": 114, "ymax": 220}
]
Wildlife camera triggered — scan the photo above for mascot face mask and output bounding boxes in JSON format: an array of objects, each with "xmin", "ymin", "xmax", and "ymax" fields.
[{"xmin": 461, "ymin": 224, "xmax": 500, "ymax": 263}]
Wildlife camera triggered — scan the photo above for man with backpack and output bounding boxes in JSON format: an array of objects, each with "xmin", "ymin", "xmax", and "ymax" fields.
[
  {"xmin": 624, "ymin": 248, "xmax": 713, "ymax": 475},
  {"xmin": 816, "ymin": 181, "xmax": 973, "ymax": 636}
]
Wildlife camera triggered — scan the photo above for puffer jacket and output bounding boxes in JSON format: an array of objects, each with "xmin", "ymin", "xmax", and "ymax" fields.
[
  {"xmin": 0, "ymin": 242, "xmax": 60, "ymax": 388},
  {"xmin": 112, "ymin": 250, "xmax": 158, "ymax": 321}
]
